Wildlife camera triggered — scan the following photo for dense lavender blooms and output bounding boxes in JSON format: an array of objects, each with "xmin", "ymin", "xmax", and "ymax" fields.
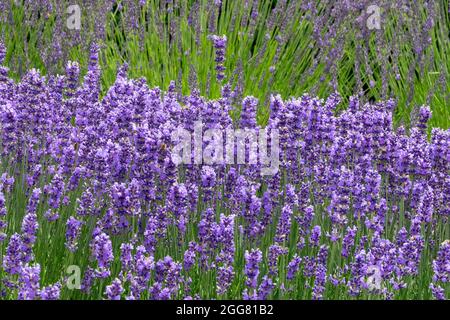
[
  {"xmin": 432, "ymin": 241, "xmax": 450, "ymax": 283},
  {"xmin": 268, "ymin": 244, "xmax": 288, "ymax": 276},
  {"xmin": 240, "ymin": 96, "xmax": 258, "ymax": 129},
  {"xmin": 0, "ymin": 37, "xmax": 448, "ymax": 300},
  {"xmin": 216, "ymin": 213, "xmax": 235, "ymax": 295}
]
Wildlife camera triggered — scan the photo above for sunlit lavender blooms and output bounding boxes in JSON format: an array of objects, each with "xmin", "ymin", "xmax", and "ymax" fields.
[{"xmin": 0, "ymin": 0, "xmax": 449, "ymax": 301}]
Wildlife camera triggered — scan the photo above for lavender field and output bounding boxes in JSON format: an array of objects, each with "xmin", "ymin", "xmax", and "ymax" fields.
[{"xmin": 0, "ymin": 1, "xmax": 449, "ymax": 300}]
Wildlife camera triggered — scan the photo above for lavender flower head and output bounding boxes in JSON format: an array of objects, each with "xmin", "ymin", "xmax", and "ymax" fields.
[
  {"xmin": 105, "ymin": 278, "xmax": 124, "ymax": 300},
  {"xmin": 65, "ymin": 216, "xmax": 84, "ymax": 252},
  {"xmin": 209, "ymin": 35, "xmax": 227, "ymax": 82},
  {"xmin": 244, "ymin": 248, "xmax": 262, "ymax": 289},
  {"xmin": 92, "ymin": 232, "xmax": 114, "ymax": 277}
]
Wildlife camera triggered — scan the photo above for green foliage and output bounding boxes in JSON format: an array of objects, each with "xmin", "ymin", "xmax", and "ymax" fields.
[{"xmin": 0, "ymin": 0, "xmax": 449, "ymax": 129}]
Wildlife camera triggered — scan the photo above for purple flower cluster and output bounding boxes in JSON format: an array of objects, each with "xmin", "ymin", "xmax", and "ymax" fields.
[
  {"xmin": 0, "ymin": 190, "xmax": 7, "ymax": 242},
  {"xmin": 65, "ymin": 216, "xmax": 84, "ymax": 252},
  {"xmin": 92, "ymin": 232, "xmax": 114, "ymax": 278},
  {"xmin": 430, "ymin": 241, "xmax": 450, "ymax": 300},
  {"xmin": 0, "ymin": 40, "xmax": 448, "ymax": 300},
  {"xmin": 209, "ymin": 35, "xmax": 227, "ymax": 82}
]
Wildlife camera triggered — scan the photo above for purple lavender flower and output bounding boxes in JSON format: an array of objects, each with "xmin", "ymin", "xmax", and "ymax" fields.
[
  {"xmin": 217, "ymin": 265, "xmax": 234, "ymax": 296},
  {"xmin": 44, "ymin": 174, "xmax": 65, "ymax": 210},
  {"xmin": 268, "ymin": 244, "xmax": 288, "ymax": 276},
  {"xmin": 21, "ymin": 205, "xmax": 39, "ymax": 262},
  {"xmin": 91, "ymin": 232, "xmax": 114, "ymax": 277},
  {"xmin": 201, "ymin": 166, "xmax": 216, "ymax": 201},
  {"xmin": 275, "ymin": 204, "xmax": 292, "ymax": 244},
  {"xmin": 81, "ymin": 267, "xmax": 96, "ymax": 294},
  {"xmin": 77, "ymin": 188, "xmax": 95, "ymax": 216},
  {"xmin": 244, "ymin": 248, "xmax": 262, "ymax": 291},
  {"xmin": 3, "ymin": 233, "xmax": 24, "ymax": 275},
  {"xmin": 40, "ymin": 283, "xmax": 61, "ymax": 300},
  {"xmin": 127, "ymin": 246, "xmax": 154, "ymax": 300},
  {"xmin": 287, "ymin": 255, "xmax": 302, "ymax": 280},
  {"xmin": 0, "ymin": 42, "xmax": 6, "ymax": 64},
  {"xmin": 120, "ymin": 242, "xmax": 134, "ymax": 273},
  {"xmin": 312, "ymin": 263, "xmax": 327, "ymax": 300},
  {"xmin": 348, "ymin": 249, "xmax": 368, "ymax": 296},
  {"xmin": 257, "ymin": 276, "xmax": 275, "ymax": 299},
  {"xmin": 216, "ymin": 214, "xmax": 235, "ymax": 295},
  {"xmin": 17, "ymin": 263, "xmax": 40, "ymax": 300},
  {"xmin": 240, "ymin": 96, "xmax": 258, "ymax": 129},
  {"xmin": 65, "ymin": 216, "xmax": 84, "ymax": 252},
  {"xmin": 209, "ymin": 35, "xmax": 227, "ymax": 82},
  {"xmin": 144, "ymin": 216, "xmax": 158, "ymax": 254},
  {"xmin": 342, "ymin": 226, "xmax": 357, "ymax": 258},
  {"xmin": 417, "ymin": 105, "xmax": 431, "ymax": 133},
  {"xmin": 430, "ymin": 283, "xmax": 446, "ymax": 300},
  {"xmin": 432, "ymin": 240, "xmax": 450, "ymax": 284},
  {"xmin": 310, "ymin": 225, "xmax": 321, "ymax": 246},
  {"xmin": 153, "ymin": 256, "xmax": 182, "ymax": 299},
  {"xmin": 183, "ymin": 242, "xmax": 197, "ymax": 272},
  {"xmin": 105, "ymin": 278, "xmax": 124, "ymax": 300},
  {"xmin": 0, "ymin": 190, "xmax": 7, "ymax": 242}
]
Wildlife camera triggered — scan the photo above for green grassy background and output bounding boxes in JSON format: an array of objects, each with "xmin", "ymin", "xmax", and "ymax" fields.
[
  {"xmin": 0, "ymin": 0, "xmax": 449, "ymax": 300},
  {"xmin": 1, "ymin": 0, "xmax": 449, "ymax": 129}
]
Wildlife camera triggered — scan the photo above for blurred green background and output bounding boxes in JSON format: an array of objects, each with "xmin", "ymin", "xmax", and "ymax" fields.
[{"xmin": 0, "ymin": 0, "xmax": 449, "ymax": 129}]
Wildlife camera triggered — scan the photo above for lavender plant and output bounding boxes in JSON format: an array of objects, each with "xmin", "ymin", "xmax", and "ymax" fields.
[
  {"xmin": 0, "ymin": 0, "xmax": 449, "ymax": 301},
  {"xmin": 0, "ymin": 0, "xmax": 449, "ymax": 128},
  {"xmin": 0, "ymin": 38, "xmax": 448, "ymax": 300}
]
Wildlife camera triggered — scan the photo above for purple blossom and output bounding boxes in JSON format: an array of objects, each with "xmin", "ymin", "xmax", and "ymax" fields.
[
  {"xmin": 65, "ymin": 216, "xmax": 84, "ymax": 252},
  {"xmin": 20, "ymin": 206, "xmax": 39, "ymax": 262},
  {"xmin": 275, "ymin": 204, "xmax": 292, "ymax": 244},
  {"xmin": 105, "ymin": 278, "xmax": 124, "ymax": 300},
  {"xmin": 287, "ymin": 255, "xmax": 302, "ymax": 280},
  {"xmin": 0, "ymin": 35, "xmax": 447, "ymax": 301},
  {"xmin": 342, "ymin": 226, "xmax": 357, "ymax": 258},
  {"xmin": 0, "ymin": 190, "xmax": 7, "ymax": 242},
  {"xmin": 91, "ymin": 232, "xmax": 114, "ymax": 277},
  {"xmin": 40, "ymin": 283, "xmax": 61, "ymax": 300},
  {"xmin": 209, "ymin": 35, "xmax": 227, "ymax": 82},
  {"xmin": 3, "ymin": 233, "xmax": 24, "ymax": 275},
  {"xmin": 183, "ymin": 242, "xmax": 197, "ymax": 272},
  {"xmin": 18, "ymin": 264, "xmax": 41, "ymax": 300},
  {"xmin": 268, "ymin": 244, "xmax": 288, "ymax": 276},
  {"xmin": 244, "ymin": 248, "xmax": 262, "ymax": 290},
  {"xmin": 310, "ymin": 225, "xmax": 321, "ymax": 246},
  {"xmin": 432, "ymin": 241, "xmax": 450, "ymax": 283}
]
